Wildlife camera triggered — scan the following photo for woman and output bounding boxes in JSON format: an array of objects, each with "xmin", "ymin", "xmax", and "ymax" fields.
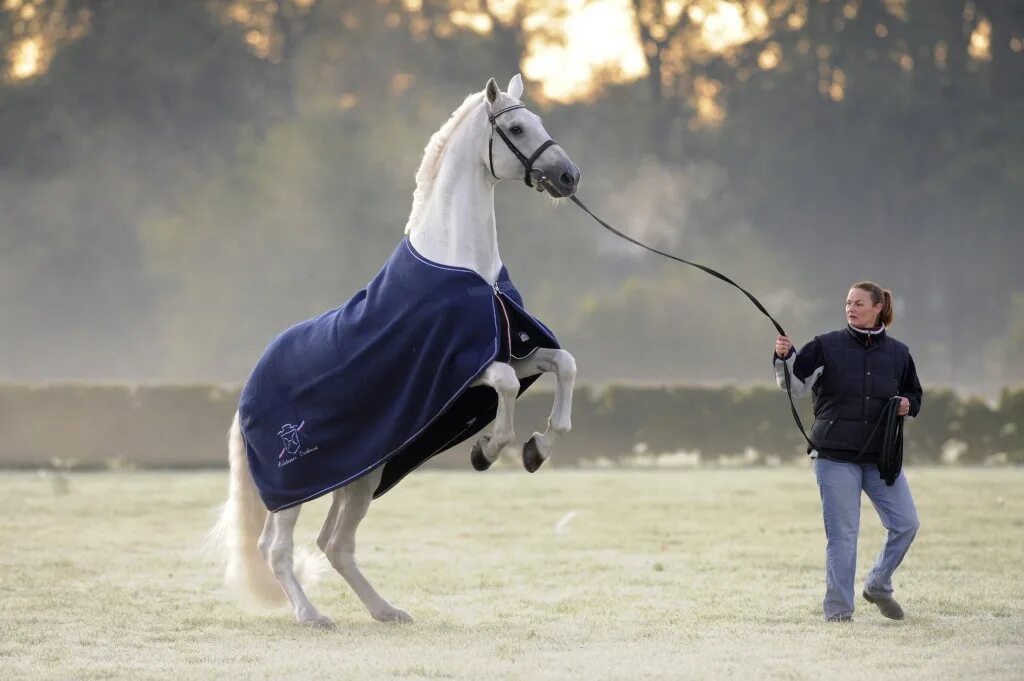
[{"xmin": 773, "ymin": 281, "xmax": 922, "ymax": 622}]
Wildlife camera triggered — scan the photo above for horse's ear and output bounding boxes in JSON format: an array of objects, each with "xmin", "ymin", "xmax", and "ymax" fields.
[
  {"xmin": 485, "ymin": 77, "xmax": 500, "ymax": 105},
  {"xmin": 507, "ymin": 74, "xmax": 524, "ymax": 100}
]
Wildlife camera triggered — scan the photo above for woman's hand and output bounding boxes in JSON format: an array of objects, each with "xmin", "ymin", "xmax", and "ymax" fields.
[
  {"xmin": 897, "ymin": 397, "xmax": 911, "ymax": 416},
  {"xmin": 775, "ymin": 335, "xmax": 793, "ymax": 359}
]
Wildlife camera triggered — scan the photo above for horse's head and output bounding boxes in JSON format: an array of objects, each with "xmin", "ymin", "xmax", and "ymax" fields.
[{"xmin": 484, "ymin": 75, "xmax": 581, "ymax": 199}]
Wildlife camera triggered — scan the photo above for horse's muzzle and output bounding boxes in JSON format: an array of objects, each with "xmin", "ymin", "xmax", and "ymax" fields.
[{"xmin": 538, "ymin": 161, "xmax": 581, "ymax": 198}]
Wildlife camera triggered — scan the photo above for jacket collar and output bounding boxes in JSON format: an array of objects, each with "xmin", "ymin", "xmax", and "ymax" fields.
[{"xmin": 845, "ymin": 323, "xmax": 887, "ymax": 347}]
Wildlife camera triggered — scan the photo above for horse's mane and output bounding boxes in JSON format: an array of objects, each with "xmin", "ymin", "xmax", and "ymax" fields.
[{"xmin": 404, "ymin": 91, "xmax": 485, "ymax": 233}]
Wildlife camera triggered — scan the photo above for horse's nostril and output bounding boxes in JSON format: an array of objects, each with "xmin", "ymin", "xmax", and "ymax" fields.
[{"xmin": 560, "ymin": 172, "xmax": 575, "ymax": 187}]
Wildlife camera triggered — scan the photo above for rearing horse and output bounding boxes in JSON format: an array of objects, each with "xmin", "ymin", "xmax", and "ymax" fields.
[{"xmin": 212, "ymin": 75, "xmax": 580, "ymax": 627}]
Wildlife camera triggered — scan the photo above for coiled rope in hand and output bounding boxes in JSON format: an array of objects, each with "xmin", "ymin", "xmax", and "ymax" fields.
[{"xmin": 873, "ymin": 396, "xmax": 905, "ymax": 486}]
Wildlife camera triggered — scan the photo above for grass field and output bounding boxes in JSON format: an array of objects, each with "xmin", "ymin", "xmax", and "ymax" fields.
[{"xmin": 1, "ymin": 467, "xmax": 1022, "ymax": 680}]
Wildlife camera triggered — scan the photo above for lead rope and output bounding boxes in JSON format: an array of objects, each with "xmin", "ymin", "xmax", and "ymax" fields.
[
  {"xmin": 571, "ymin": 194, "xmax": 905, "ymax": 483},
  {"xmin": 487, "ymin": 104, "xmax": 901, "ymax": 477},
  {"xmin": 568, "ymin": 195, "xmax": 816, "ymax": 451}
]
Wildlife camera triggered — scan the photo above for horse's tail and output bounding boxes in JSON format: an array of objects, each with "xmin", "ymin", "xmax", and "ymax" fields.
[
  {"xmin": 208, "ymin": 412, "xmax": 326, "ymax": 609},
  {"xmin": 207, "ymin": 412, "xmax": 287, "ymax": 608}
]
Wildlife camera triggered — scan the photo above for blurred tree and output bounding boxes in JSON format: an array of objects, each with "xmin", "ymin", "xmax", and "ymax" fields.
[
  {"xmin": 0, "ymin": 0, "xmax": 1021, "ymax": 393},
  {"xmin": 669, "ymin": 0, "xmax": 1024, "ymax": 387},
  {"xmin": 0, "ymin": 0, "xmax": 276, "ymax": 379},
  {"xmin": 984, "ymin": 293, "xmax": 1024, "ymax": 386}
]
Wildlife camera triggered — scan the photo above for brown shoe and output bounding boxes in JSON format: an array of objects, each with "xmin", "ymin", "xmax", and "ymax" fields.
[{"xmin": 863, "ymin": 591, "xmax": 905, "ymax": 620}]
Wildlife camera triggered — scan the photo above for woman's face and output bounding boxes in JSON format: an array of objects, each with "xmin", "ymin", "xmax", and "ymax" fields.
[{"xmin": 846, "ymin": 287, "xmax": 883, "ymax": 329}]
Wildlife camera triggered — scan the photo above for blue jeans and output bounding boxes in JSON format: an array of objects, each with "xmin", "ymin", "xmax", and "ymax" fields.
[{"xmin": 812, "ymin": 457, "xmax": 920, "ymax": 619}]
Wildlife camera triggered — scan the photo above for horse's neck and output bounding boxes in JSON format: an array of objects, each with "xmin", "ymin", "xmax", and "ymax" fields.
[{"xmin": 408, "ymin": 109, "xmax": 503, "ymax": 283}]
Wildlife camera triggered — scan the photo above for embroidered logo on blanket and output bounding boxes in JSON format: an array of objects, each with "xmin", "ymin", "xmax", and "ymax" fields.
[{"xmin": 276, "ymin": 421, "xmax": 319, "ymax": 467}]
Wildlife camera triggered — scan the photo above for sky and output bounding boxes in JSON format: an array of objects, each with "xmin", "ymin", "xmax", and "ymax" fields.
[{"xmin": 4, "ymin": 0, "xmax": 765, "ymax": 101}]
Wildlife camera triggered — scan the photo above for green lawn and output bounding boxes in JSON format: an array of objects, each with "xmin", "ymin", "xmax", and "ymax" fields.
[{"xmin": 1, "ymin": 467, "xmax": 1022, "ymax": 680}]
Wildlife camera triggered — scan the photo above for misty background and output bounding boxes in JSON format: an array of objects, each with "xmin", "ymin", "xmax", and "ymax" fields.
[{"xmin": 1, "ymin": 0, "xmax": 1021, "ymax": 397}]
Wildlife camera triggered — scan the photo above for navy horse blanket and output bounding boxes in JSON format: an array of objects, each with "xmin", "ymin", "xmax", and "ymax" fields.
[{"xmin": 239, "ymin": 237, "xmax": 559, "ymax": 511}]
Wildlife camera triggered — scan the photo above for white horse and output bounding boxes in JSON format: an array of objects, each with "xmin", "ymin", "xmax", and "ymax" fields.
[{"xmin": 213, "ymin": 75, "xmax": 580, "ymax": 627}]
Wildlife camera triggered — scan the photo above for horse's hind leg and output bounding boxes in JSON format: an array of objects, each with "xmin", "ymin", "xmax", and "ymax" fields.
[
  {"xmin": 512, "ymin": 348, "xmax": 576, "ymax": 472},
  {"xmin": 469, "ymin": 361, "xmax": 520, "ymax": 470},
  {"xmin": 258, "ymin": 505, "xmax": 333, "ymax": 628},
  {"xmin": 317, "ymin": 468, "xmax": 413, "ymax": 623}
]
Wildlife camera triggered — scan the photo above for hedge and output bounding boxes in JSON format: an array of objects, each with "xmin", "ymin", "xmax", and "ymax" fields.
[{"xmin": 0, "ymin": 383, "xmax": 1020, "ymax": 469}]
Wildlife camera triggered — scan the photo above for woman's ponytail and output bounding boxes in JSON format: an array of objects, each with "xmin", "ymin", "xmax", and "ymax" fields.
[{"xmin": 880, "ymin": 289, "xmax": 894, "ymax": 328}]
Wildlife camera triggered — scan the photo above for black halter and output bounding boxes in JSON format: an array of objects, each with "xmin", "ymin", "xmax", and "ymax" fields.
[{"xmin": 488, "ymin": 104, "xmax": 559, "ymax": 189}]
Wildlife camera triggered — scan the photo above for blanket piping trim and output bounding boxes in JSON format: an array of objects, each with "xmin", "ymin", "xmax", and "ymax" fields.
[{"xmin": 403, "ymin": 238, "xmax": 508, "ymax": 280}]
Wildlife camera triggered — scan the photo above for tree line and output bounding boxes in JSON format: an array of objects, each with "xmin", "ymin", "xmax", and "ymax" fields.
[{"xmin": 1, "ymin": 1, "xmax": 1021, "ymax": 395}]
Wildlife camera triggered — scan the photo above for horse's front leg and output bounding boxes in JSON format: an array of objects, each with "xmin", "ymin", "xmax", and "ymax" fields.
[
  {"xmin": 469, "ymin": 361, "xmax": 520, "ymax": 471},
  {"xmin": 511, "ymin": 348, "xmax": 576, "ymax": 472}
]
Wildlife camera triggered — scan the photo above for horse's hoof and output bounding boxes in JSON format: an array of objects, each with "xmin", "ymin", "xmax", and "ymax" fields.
[
  {"xmin": 373, "ymin": 606, "xmax": 414, "ymax": 623},
  {"xmin": 300, "ymin": 614, "xmax": 336, "ymax": 629},
  {"xmin": 523, "ymin": 435, "xmax": 547, "ymax": 473},
  {"xmin": 471, "ymin": 436, "xmax": 493, "ymax": 471}
]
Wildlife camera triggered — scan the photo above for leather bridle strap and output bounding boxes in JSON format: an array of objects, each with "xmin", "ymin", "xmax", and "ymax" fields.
[{"xmin": 488, "ymin": 104, "xmax": 558, "ymax": 188}]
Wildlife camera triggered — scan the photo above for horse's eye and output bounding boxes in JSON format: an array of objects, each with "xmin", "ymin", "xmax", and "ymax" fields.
[{"xmin": 509, "ymin": 125, "xmax": 523, "ymax": 135}]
